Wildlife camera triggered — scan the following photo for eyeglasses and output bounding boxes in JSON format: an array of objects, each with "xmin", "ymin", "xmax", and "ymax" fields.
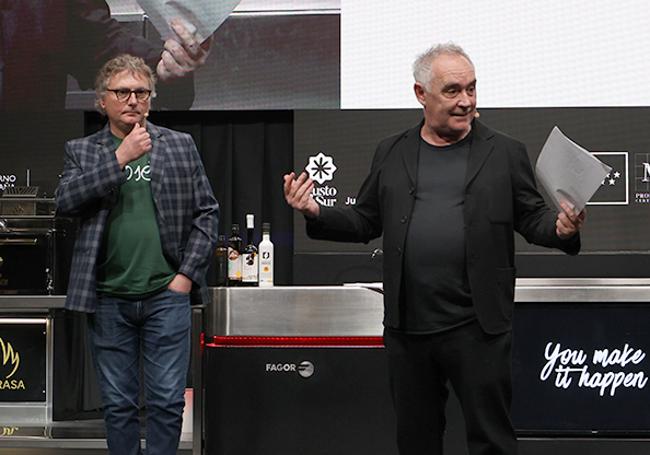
[{"xmin": 106, "ymin": 88, "xmax": 152, "ymax": 102}]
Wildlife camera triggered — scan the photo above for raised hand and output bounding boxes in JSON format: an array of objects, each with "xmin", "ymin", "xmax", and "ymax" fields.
[
  {"xmin": 115, "ymin": 123, "xmax": 152, "ymax": 169},
  {"xmin": 283, "ymin": 171, "xmax": 320, "ymax": 218},
  {"xmin": 157, "ymin": 19, "xmax": 212, "ymax": 81},
  {"xmin": 556, "ymin": 201, "xmax": 586, "ymax": 239}
]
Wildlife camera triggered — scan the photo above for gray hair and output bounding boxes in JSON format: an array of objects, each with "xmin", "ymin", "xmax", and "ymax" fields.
[
  {"xmin": 94, "ymin": 54, "xmax": 156, "ymax": 113},
  {"xmin": 412, "ymin": 43, "xmax": 474, "ymax": 91}
]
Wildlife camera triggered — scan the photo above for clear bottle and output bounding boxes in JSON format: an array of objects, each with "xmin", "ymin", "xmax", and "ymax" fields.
[
  {"xmin": 241, "ymin": 214, "xmax": 259, "ymax": 286},
  {"xmin": 258, "ymin": 222, "xmax": 274, "ymax": 287},
  {"xmin": 227, "ymin": 224, "xmax": 242, "ymax": 286},
  {"xmin": 214, "ymin": 235, "xmax": 228, "ymax": 287}
]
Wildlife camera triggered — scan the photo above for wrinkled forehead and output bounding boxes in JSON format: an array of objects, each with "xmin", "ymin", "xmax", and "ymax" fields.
[{"xmin": 431, "ymin": 54, "xmax": 475, "ymax": 84}]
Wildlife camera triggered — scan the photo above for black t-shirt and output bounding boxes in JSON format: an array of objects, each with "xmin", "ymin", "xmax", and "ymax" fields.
[{"xmin": 401, "ymin": 131, "xmax": 476, "ymax": 334}]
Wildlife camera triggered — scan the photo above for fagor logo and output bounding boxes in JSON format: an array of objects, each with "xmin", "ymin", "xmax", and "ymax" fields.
[
  {"xmin": 265, "ymin": 361, "xmax": 315, "ymax": 379},
  {"xmin": 305, "ymin": 152, "xmax": 337, "ymax": 185},
  {"xmin": 297, "ymin": 361, "xmax": 314, "ymax": 378},
  {"xmin": 0, "ymin": 338, "xmax": 19, "ymax": 379}
]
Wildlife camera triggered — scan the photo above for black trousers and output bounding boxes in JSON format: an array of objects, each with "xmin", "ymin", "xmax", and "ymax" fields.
[{"xmin": 383, "ymin": 320, "xmax": 517, "ymax": 455}]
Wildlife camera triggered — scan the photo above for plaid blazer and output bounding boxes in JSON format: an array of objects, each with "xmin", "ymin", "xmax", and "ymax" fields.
[{"xmin": 55, "ymin": 122, "xmax": 219, "ymax": 312}]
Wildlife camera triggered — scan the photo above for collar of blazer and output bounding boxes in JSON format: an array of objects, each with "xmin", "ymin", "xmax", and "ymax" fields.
[{"xmin": 399, "ymin": 119, "xmax": 496, "ymax": 190}]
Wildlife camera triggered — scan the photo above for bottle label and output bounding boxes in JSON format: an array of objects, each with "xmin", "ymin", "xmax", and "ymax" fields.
[
  {"xmin": 242, "ymin": 252, "xmax": 258, "ymax": 283},
  {"xmin": 259, "ymin": 249, "xmax": 273, "ymax": 286},
  {"xmin": 228, "ymin": 247, "xmax": 242, "ymax": 280}
]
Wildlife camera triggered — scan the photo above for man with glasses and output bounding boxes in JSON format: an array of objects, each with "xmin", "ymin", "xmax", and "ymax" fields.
[{"xmin": 56, "ymin": 54, "xmax": 219, "ymax": 455}]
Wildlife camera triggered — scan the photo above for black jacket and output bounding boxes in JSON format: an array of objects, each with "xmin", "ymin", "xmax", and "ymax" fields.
[{"xmin": 307, "ymin": 120, "xmax": 580, "ymax": 334}]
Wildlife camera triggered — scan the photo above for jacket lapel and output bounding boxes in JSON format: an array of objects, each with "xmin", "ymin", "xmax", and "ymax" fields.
[
  {"xmin": 93, "ymin": 124, "xmax": 120, "ymax": 206},
  {"xmin": 94, "ymin": 123, "xmax": 117, "ymax": 156},
  {"xmin": 147, "ymin": 122, "xmax": 166, "ymax": 205},
  {"xmin": 464, "ymin": 120, "xmax": 495, "ymax": 189},
  {"xmin": 400, "ymin": 122, "xmax": 424, "ymax": 188}
]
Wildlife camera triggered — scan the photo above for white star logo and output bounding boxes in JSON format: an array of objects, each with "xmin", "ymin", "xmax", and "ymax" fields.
[
  {"xmin": 305, "ymin": 152, "xmax": 337, "ymax": 185},
  {"xmin": 590, "ymin": 151, "xmax": 629, "ymax": 206},
  {"xmin": 601, "ymin": 169, "xmax": 622, "ymax": 186}
]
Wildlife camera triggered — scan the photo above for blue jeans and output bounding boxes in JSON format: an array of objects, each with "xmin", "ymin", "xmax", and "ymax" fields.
[{"xmin": 88, "ymin": 288, "xmax": 191, "ymax": 455}]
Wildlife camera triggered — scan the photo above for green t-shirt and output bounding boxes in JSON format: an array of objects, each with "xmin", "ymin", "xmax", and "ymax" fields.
[{"xmin": 96, "ymin": 136, "xmax": 176, "ymax": 297}]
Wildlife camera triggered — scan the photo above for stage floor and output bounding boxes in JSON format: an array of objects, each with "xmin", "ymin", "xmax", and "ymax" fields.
[
  {"xmin": 1, "ymin": 421, "xmax": 649, "ymax": 455},
  {"xmin": 0, "ymin": 419, "xmax": 192, "ymax": 454}
]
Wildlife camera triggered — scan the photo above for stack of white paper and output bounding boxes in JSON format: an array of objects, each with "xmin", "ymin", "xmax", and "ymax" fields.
[
  {"xmin": 138, "ymin": 0, "xmax": 242, "ymax": 43},
  {"xmin": 535, "ymin": 126, "xmax": 611, "ymax": 214}
]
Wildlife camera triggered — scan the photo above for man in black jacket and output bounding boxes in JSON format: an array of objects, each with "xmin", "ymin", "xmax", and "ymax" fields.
[{"xmin": 284, "ymin": 43, "xmax": 585, "ymax": 455}]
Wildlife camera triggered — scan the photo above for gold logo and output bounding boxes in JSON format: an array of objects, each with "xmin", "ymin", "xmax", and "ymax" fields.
[
  {"xmin": 1, "ymin": 427, "xmax": 18, "ymax": 437},
  {"xmin": 0, "ymin": 337, "xmax": 19, "ymax": 379}
]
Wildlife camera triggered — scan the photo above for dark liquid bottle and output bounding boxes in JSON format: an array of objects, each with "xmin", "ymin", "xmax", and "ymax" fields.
[
  {"xmin": 227, "ymin": 224, "xmax": 242, "ymax": 286},
  {"xmin": 241, "ymin": 214, "xmax": 259, "ymax": 286},
  {"xmin": 215, "ymin": 235, "xmax": 228, "ymax": 286}
]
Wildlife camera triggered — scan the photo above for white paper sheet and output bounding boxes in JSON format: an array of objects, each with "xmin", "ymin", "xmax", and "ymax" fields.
[
  {"xmin": 535, "ymin": 126, "xmax": 612, "ymax": 214},
  {"xmin": 138, "ymin": 0, "xmax": 242, "ymax": 43}
]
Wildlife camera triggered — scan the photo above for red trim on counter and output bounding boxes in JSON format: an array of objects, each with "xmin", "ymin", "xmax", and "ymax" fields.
[{"xmin": 206, "ymin": 335, "xmax": 385, "ymax": 348}]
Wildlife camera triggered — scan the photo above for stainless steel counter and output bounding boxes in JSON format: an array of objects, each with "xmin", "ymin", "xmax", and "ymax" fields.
[
  {"xmin": 4, "ymin": 277, "xmax": 648, "ymax": 315},
  {"xmin": 206, "ymin": 286, "xmax": 384, "ymax": 337},
  {"xmin": 515, "ymin": 278, "xmax": 650, "ymax": 302},
  {"xmin": 0, "ymin": 296, "xmax": 66, "ymax": 312},
  {"xmin": 205, "ymin": 279, "xmax": 650, "ymax": 338}
]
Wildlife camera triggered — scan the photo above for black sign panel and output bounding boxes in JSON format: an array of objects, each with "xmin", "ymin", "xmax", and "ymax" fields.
[
  {"xmin": 0, "ymin": 321, "xmax": 47, "ymax": 402},
  {"xmin": 204, "ymin": 346, "xmax": 398, "ymax": 455},
  {"xmin": 294, "ymin": 108, "xmax": 650, "ymax": 255},
  {"xmin": 512, "ymin": 303, "xmax": 650, "ymax": 435}
]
